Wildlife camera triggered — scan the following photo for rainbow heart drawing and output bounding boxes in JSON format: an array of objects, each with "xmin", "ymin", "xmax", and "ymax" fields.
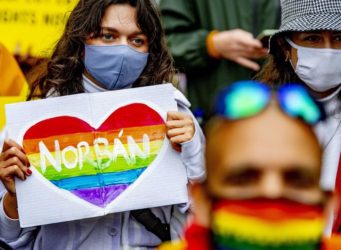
[{"xmin": 22, "ymin": 103, "xmax": 166, "ymax": 207}]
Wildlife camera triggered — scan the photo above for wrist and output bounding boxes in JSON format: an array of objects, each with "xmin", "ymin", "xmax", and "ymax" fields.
[
  {"xmin": 3, "ymin": 192, "xmax": 18, "ymax": 219},
  {"xmin": 206, "ymin": 30, "xmax": 220, "ymax": 59}
]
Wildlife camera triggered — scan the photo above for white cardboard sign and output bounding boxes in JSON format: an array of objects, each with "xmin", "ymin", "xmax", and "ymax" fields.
[{"xmin": 5, "ymin": 84, "xmax": 188, "ymax": 227}]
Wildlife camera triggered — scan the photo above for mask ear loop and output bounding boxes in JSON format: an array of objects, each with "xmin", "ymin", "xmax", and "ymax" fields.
[
  {"xmin": 285, "ymin": 52, "xmax": 290, "ymax": 62},
  {"xmin": 284, "ymin": 43, "xmax": 295, "ymax": 71},
  {"xmin": 284, "ymin": 37, "xmax": 297, "ymax": 69}
]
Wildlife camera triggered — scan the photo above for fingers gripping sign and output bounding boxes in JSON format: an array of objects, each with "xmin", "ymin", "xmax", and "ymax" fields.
[
  {"xmin": 166, "ymin": 111, "xmax": 195, "ymax": 152},
  {"xmin": 0, "ymin": 139, "xmax": 31, "ymax": 196}
]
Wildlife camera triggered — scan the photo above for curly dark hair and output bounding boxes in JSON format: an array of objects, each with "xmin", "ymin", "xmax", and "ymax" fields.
[
  {"xmin": 28, "ymin": 0, "xmax": 175, "ymax": 100},
  {"xmin": 255, "ymin": 32, "xmax": 303, "ymax": 87}
]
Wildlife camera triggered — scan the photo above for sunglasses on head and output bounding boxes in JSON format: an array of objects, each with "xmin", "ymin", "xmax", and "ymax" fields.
[{"xmin": 214, "ymin": 81, "xmax": 325, "ymax": 125}]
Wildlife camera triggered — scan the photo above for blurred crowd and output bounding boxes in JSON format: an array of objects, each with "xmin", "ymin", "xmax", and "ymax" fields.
[{"xmin": 1, "ymin": 0, "xmax": 341, "ymax": 249}]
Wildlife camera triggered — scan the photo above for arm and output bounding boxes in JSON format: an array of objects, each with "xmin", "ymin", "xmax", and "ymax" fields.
[
  {"xmin": 0, "ymin": 192, "xmax": 21, "ymax": 242},
  {"xmin": 0, "ymin": 196, "xmax": 37, "ymax": 249},
  {"xmin": 159, "ymin": 0, "xmax": 267, "ymax": 71},
  {"xmin": 159, "ymin": 0, "xmax": 213, "ymax": 70},
  {"xmin": 0, "ymin": 139, "xmax": 37, "ymax": 248}
]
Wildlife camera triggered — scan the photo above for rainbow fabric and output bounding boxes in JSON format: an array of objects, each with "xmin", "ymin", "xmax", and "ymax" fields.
[
  {"xmin": 23, "ymin": 103, "xmax": 166, "ymax": 207},
  {"xmin": 212, "ymin": 199, "xmax": 324, "ymax": 250}
]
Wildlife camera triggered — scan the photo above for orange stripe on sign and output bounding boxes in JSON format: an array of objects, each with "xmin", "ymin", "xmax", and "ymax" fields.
[{"xmin": 23, "ymin": 124, "xmax": 166, "ymax": 154}]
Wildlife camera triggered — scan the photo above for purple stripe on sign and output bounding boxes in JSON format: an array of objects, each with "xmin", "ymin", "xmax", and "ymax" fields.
[{"xmin": 71, "ymin": 184, "xmax": 129, "ymax": 207}]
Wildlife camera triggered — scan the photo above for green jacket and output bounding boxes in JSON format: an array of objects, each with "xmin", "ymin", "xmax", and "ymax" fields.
[{"xmin": 159, "ymin": 0, "xmax": 280, "ymax": 115}]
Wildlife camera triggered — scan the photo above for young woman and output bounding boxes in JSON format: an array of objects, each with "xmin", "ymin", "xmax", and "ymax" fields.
[
  {"xmin": 0, "ymin": 0, "xmax": 205, "ymax": 249},
  {"xmin": 257, "ymin": 0, "xmax": 341, "ymax": 192}
]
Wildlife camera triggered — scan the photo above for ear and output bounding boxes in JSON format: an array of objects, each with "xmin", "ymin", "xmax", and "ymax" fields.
[
  {"xmin": 190, "ymin": 182, "xmax": 211, "ymax": 227},
  {"xmin": 284, "ymin": 50, "xmax": 291, "ymax": 62}
]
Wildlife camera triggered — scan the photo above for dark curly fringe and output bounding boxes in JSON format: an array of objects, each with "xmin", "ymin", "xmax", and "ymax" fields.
[{"xmin": 28, "ymin": 0, "xmax": 175, "ymax": 100}]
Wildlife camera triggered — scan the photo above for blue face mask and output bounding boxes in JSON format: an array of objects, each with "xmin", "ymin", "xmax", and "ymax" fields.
[{"xmin": 84, "ymin": 44, "xmax": 149, "ymax": 90}]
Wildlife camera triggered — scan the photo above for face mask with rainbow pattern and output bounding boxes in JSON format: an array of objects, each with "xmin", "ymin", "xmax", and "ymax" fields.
[{"xmin": 211, "ymin": 199, "xmax": 325, "ymax": 250}]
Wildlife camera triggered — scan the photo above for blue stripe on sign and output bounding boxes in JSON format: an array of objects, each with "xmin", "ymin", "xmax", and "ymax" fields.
[{"xmin": 51, "ymin": 168, "xmax": 146, "ymax": 190}]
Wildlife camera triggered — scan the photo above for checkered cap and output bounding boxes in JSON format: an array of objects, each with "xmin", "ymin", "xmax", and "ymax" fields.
[{"xmin": 270, "ymin": 0, "xmax": 341, "ymax": 53}]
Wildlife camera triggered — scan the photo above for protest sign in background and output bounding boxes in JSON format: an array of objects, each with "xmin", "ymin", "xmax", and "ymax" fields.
[{"xmin": 0, "ymin": 0, "xmax": 78, "ymax": 57}]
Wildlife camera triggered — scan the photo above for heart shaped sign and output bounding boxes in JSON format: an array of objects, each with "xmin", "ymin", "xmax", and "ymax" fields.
[{"xmin": 22, "ymin": 103, "xmax": 166, "ymax": 207}]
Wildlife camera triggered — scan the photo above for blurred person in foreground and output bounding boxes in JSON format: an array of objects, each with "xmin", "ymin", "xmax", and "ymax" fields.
[
  {"xmin": 159, "ymin": 0, "xmax": 280, "ymax": 119},
  {"xmin": 159, "ymin": 81, "xmax": 341, "ymax": 250}
]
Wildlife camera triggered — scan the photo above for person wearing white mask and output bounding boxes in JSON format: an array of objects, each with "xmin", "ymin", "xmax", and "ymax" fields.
[{"xmin": 257, "ymin": 0, "xmax": 341, "ymax": 231}]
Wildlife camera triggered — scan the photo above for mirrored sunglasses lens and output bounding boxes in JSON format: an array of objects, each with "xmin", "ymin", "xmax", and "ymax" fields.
[
  {"xmin": 220, "ymin": 82, "xmax": 270, "ymax": 119},
  {"xmin": 280, "ymin": 86, "xmax": 321, "ymax": 124}
]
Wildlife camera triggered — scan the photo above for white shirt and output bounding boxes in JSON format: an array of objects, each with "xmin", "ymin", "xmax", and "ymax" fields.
[{"xmin": 316, "ymin": 88, "xmax": 341, "ymax": 190}]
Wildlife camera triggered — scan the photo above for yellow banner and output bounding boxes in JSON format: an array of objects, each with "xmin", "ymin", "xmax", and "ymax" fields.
[
  {"xmin": 0, "ymin": 84, "xmax": 28, "ymax": 130},
  {"xmin": 0, "ymin": 0, "xmax": 78, "ymax": 57}
]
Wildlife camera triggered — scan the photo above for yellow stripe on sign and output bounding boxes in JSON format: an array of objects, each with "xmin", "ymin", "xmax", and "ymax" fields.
[
  {"xmin": 0, "ymin": 0, "xmax": 78, "ymax": 57},
  {"xmin": 213, "ymin": 210, "xmax": 324, "ymax": 244}
]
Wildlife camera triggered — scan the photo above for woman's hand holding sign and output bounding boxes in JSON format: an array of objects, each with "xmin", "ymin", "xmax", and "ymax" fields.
[
  {"xmin": 166, "ymin": 111, "xmax": 195, "ymax": 152},
  {"xmin": 0, "ymin": 139, "xmax": 31, "ymax": 219}
]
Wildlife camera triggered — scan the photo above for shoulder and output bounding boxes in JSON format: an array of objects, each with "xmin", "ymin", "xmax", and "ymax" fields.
[{"xmin": 171, "ymin": 85, "xmax": 191, "ymax": 109}]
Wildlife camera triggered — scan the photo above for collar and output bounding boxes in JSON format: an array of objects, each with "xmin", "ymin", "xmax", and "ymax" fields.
[
  {"xmin": 317, "ymin": 86, "xmax": 341, "ymax": 119},
  {"xmin": 82, "ymin": 74, "xmax": 107, "ymax": 93}
]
